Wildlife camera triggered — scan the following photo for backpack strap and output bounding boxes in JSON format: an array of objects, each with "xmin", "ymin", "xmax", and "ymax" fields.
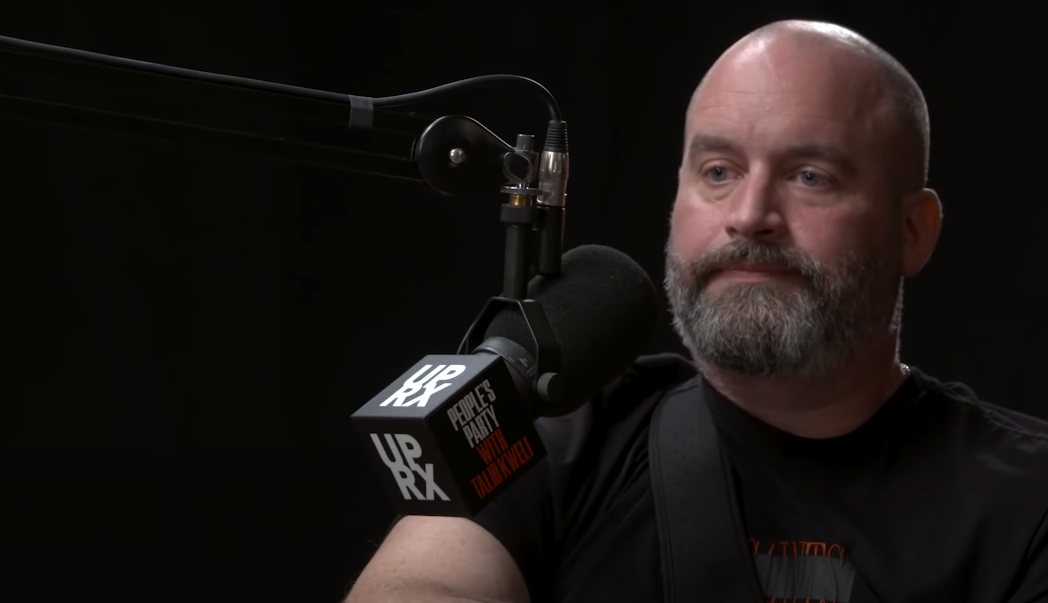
[{"xmin": 649, "ymin": 377, "xmax": 765, "ymax": 602}]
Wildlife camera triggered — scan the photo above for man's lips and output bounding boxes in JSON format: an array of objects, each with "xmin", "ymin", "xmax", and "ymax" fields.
[
  {"xmin": 717, "ymin": 262, "xmax": 791, "ymax": 274},
  {"xmin": 707, "ymin": 263, "xmax": 799, "ymax": 285}
]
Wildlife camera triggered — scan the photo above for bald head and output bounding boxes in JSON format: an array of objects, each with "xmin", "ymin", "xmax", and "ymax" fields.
[
  {"xmin": 666, "ymin": 20, "xmax": 944, "ymax": 379},
  {"xmin": 691, "ymin": 20, "xmax": 930, "ymax": 191}
]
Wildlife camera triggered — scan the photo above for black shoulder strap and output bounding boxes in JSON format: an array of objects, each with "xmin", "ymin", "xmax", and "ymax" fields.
[{"xmin": 649, "ymin": 378, "xmax": 765, "ymax": 602}]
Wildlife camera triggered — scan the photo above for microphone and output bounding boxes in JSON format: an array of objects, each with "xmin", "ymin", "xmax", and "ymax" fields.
[{"xmin": 351, "ymin": 244, "xmax": 660, "ymax": 517}]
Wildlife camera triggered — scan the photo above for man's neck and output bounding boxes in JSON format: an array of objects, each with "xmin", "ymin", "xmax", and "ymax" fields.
[{"xmin": 697, "ymin": 339, "xmax": 908, "ymax": 439}]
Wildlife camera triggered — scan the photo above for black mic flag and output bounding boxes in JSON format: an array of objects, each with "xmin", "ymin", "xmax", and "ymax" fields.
[{"xmin": 352, "ymin": 354, "xmax": 545, "ymax": 517}]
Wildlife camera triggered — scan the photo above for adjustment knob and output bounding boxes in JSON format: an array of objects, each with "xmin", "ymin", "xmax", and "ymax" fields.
[{"xmin": 502, "ymin": 151, "xmax": 534, "ymax": 185}]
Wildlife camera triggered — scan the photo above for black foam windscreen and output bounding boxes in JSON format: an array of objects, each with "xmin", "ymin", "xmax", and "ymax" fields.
[{"xmin": 481, "ymin": 244, "xmax": 661, "ymax": 417}]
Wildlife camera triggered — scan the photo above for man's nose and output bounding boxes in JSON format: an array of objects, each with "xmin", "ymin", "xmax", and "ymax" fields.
[{"xmin": 723, "ymin": 173, "xmax": 785, "ymax": 242}]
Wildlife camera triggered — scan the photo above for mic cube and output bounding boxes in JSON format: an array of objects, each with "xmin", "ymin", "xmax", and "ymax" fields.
[{"xmin": 352, "ymin": 354, "xmax": 546, "ymax": 517}]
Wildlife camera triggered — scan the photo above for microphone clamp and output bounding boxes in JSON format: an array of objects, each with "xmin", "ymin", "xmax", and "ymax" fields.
[{"xmin": 458, "ymin": 296, "xmax": 564, "ymax": 416}]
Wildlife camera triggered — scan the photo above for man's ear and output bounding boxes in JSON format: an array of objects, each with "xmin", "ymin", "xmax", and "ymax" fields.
[{"xmin": 901, "ymin": 188, "xmax": 943, "ymax": 277}]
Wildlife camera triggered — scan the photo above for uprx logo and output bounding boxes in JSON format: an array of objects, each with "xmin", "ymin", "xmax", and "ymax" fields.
[
  {"xmin": 370, "ymin": 433, "xmax": 449, "ymax": 501},
  {"xmin": 379, "ymin": 364, "xmax": 465, "ymax": 408}
]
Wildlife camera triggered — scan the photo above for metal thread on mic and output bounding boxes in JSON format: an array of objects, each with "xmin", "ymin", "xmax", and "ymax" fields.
[
  {"xmin": 537, "ymin": 120, "xmax": 568, "ymax": 274},
  {"xmin": 538, "ymin": 121, "xmax": 569, "ymax": 206}
]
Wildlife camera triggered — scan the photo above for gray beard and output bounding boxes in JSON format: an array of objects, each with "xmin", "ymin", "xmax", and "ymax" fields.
[{"xmin": 664, "ymin": 241, "xmax": 902, "ymax": 377}]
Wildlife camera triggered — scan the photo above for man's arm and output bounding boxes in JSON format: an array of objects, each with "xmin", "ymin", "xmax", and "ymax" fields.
[{"xmin": 345, "ymin": 515, "xmax": 530, "ymax": 603}]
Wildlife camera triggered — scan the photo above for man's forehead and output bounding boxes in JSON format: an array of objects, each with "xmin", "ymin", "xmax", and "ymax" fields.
[
  {"xmin": 695, "ymin": 48, "xmax": 879, "ymax": 113},
  {"xmin": 684, "ymin": 97, "xmax": 870, "ymax": 152},
  {"xmin": 685, "ymin": 101, "xmax": 870, "ymax": 146}
]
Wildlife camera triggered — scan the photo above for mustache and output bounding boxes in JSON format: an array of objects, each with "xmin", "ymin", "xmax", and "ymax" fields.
[{"xmin": 683, "ymin": 241, "xmax": 823, "ymax": 286}]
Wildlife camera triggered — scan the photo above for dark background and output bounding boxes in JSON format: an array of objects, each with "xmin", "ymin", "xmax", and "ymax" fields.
[{"xmin": 0, "ymin": 1, "xmax": 1040, "ymax": 602}]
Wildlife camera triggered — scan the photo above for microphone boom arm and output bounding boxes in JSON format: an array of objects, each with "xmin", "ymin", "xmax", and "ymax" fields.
[
  {"xmin": 0, "ymin": 89, "xmax": 429, "ymax": 182},
  {"xmin": 0, "ymin": 33, "xmax": 569, "ymax": 381},
  {"xmin": 0, "ymin": 34, "xmax": 552, "ymax": 196}
]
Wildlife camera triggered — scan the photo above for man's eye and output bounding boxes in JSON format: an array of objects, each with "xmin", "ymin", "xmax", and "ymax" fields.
[
  {"xmin": 798, "ymin": 170, "xmax": 828, "ymax": 186},
  {"xmin": 704, "ymin": 166, "xmax": 735, "ymax": 182}
]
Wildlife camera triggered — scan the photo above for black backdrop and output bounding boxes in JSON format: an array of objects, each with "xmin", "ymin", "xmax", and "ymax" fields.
[{"xmin": 1, "ymin": 1, "xmax": 1042, "ymax": 602}]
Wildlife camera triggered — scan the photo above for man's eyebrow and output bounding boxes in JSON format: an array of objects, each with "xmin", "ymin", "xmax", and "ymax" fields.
[
  {"xmin": 784, "ymin": 143, "xmax": 855, "ymax": 173},
  {"xmin": 686, "ymin": 132, "xmax": 856, "ymax": 174},
  {"xmin": 687, "ymin": 133, "xmax": 740, "ymax": 158}
]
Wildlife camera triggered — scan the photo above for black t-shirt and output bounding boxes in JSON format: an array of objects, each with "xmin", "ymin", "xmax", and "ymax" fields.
[{"xmin": 471, "ymin": 354, "xmax": 1048, "ymax": 602}]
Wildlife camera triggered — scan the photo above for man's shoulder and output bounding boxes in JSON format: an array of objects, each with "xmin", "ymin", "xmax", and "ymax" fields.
[
  {"xmin": 909, "ymin": 369, "xmax": 1048, "ymax": 596},
  {"xmin": 911, "ymin": 368, "xmax": 1048, "ymax": 484},
  {"xmin": 914, "ymin": 368, "xmax": 1048, "ymax": 441}
]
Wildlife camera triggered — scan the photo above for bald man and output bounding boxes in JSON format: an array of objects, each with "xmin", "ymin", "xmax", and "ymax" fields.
[{"xmin": 346, "ymin": 20, "xmax": 1048, "ymax": 603}]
